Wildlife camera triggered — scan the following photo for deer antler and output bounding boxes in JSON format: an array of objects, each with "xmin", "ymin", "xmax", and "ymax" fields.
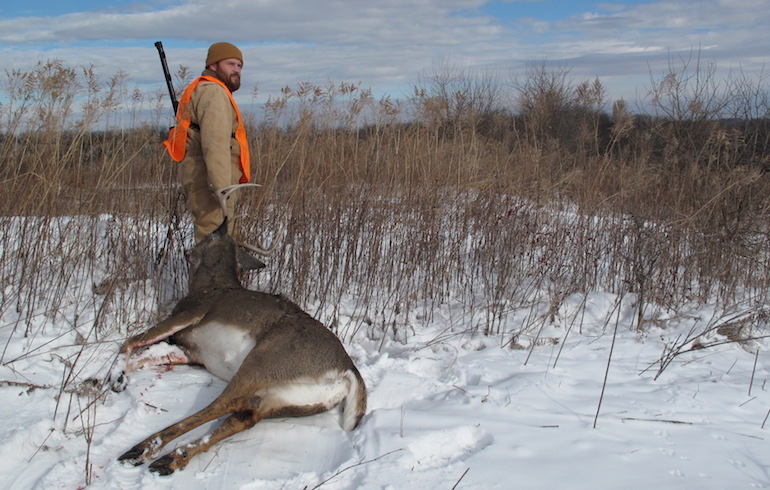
[
  {"xmin": 216, "ymin": 183, "xmax": 261, "ymax": 218},
  {"xmin": 236, "ymin": 224, "xmax": 285, "ymax": 256},
  {"xmin": 216, "ymin": 183, "xmax": 284, "ymax": 256}
]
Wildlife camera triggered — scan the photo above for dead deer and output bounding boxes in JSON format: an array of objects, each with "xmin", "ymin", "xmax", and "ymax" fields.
[{"xmin": 111, "ymin": 206, "xmax": 366, "ymax": 475}]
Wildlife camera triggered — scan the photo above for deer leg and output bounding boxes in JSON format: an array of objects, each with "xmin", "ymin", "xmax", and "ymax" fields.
[
  {"xmin": 118, "ymin": 395, "xmax": 251, "ymax": 466},
  {"xmin": 110, "ymin": 307, "xmax": 209, "ymax": 391},
  {"xmin": 148, "ymin": 409, "xmax": 262, "ymax": 475},
  {"xmin": 124, "ymin": 343, "xmax": 190, "ymax": 372},
  {"xmin": 145, "ymin": 395, "xmax": 334, "ymax": 475},
  {"xmin": 119, "ymin": 306, "xmax": 208, "ymax": 357},
  {"xmin": 110, "ymin": 340, "xmax": 193, "ymax": 392}
]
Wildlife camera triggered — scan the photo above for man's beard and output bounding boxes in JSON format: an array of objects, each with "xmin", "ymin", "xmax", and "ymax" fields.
[{"xmin": 223, "ymin": 74, "xmax": 240, "ymax": 92}]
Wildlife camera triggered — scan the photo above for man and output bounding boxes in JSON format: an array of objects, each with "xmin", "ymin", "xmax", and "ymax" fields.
[{"xmin": 164, "ymin": 42, "xmax": 250, "ymax": 242}]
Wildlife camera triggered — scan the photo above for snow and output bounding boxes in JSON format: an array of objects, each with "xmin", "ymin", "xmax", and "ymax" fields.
[{"xmin": 1, "ymin": 222, "xmax": 769, "ymax": 489}]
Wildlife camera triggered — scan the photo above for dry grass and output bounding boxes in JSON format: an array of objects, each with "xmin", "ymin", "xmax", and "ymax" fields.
[{"xmin": 1, "ymin": 56, "xmax": 769, "ymax": 350}]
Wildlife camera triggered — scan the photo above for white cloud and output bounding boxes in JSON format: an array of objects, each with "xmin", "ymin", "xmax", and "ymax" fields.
[{"xmin": 0, "ymin": 0, "xmax": 767, "ymax": 105}]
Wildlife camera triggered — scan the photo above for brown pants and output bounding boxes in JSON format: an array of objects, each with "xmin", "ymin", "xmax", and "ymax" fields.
[{"xmin": 181, "ymin": 154, "xmax": 243, "ymax": 243}]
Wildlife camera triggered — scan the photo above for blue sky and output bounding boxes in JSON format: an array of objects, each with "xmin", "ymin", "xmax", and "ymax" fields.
[{"xmin": 1, "ymin": 0, "xmax": 767, "ymax": 110}]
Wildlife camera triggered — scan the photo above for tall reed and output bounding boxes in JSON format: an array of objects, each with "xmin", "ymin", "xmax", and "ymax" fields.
[{"xmin": 1, "ymin": 57, "xmax": 768, "ymax": 356}]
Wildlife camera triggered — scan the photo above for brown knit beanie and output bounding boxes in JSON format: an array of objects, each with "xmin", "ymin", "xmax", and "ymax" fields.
[{"xmin": 205, "ymin": 42, "xmax": 243, "ymax": 66}]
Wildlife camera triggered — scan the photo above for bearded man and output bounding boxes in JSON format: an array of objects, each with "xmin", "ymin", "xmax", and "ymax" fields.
[{"xmin": 164, "ymin": 42, "xmax": 250, "ymax": 242}]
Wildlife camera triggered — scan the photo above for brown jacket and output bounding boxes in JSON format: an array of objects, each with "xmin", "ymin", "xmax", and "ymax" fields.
[{"xmin": 183, "ymin": 69, "xmax": 242, "ymax": 191}]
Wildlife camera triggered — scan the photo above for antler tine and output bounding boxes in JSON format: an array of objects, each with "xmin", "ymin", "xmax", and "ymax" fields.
[
  {"xmin": 215, "ymin": 183, "xmax": 285, "ymax": 256},
  {"xmin": 216, "ymin": 183, "xmax": 262, "ymax": 220},
  {"xmin": 236, "ymin": 221, "xmax": 285, "ymax": 256}
]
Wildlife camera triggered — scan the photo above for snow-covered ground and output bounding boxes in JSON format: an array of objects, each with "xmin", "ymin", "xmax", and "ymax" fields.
[{"xmin": 1, "ymin": 224, "xmax": 768, "ymax": 489}]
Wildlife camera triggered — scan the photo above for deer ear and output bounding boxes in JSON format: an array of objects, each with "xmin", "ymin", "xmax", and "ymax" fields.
[{"xmin": 236, "ymin": 247, "xmax": 267, "ymax": 270}]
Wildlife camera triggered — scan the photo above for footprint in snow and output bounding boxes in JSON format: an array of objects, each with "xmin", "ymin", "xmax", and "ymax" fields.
[{"xmin": 401, "ymin": 425, "xmax": 493, "ymax": 470}]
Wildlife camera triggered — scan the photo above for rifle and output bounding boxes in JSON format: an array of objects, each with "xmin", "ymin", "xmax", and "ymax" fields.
[
  {"xmin": 155, "ymin": 41, "xmax": 179, "ymax": 115},
  {"xmin": 154, "ymin": 41, "xmax": 183, "ymax": 266}
]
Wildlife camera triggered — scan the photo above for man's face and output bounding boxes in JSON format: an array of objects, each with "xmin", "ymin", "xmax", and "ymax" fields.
[{"xmin": 210, "ymin": 58, "xmax": 242, "ymax": 92}]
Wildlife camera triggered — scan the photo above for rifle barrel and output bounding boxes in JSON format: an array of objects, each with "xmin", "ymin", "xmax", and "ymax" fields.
[{"xmin": 155, "ymin": 41, "xmax": 179, "ymax": 115}]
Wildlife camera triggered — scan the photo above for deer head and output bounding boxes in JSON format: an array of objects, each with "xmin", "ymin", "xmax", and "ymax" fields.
[{"xmin": 186, "ymin": 219, "xmax": 267, "ymax": 291}]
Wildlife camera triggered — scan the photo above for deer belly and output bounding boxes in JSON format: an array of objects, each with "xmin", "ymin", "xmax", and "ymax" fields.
[{"xmin": 179, "ymin": 322, "xmax": 256, "ymax": 381}]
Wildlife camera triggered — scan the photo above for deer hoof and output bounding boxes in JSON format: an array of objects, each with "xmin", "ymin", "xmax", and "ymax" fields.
[
  {"xmin": 117, "ymin": 447, "xmax": 146, "ymax": 466},
  {"xmin": 148, "ymin": 455, "xmax": 176, "ymax": 475}
]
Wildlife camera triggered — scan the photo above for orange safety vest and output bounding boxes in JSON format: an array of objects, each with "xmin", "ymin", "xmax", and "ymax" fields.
[{"xmin": 163, "ymin": 76, "xmax": 250, "ymax": 183}]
